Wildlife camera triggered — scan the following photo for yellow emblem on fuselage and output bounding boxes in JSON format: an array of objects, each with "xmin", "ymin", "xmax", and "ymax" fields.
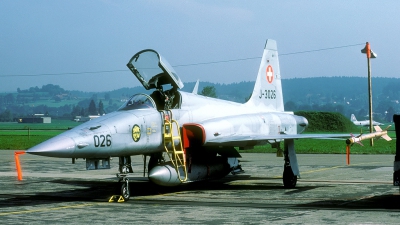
[{"xmin": 132, "ymin": 124, "xmax": 141, "ymax": 142}]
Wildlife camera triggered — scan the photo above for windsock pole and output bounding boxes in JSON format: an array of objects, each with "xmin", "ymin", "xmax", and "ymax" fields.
[{"xmin": 393, "ymin": 115, "xmax": 400, "ymax": 186}]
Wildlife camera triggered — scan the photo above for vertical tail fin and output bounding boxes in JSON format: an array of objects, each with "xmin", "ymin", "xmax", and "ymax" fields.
[
  {"xmin": 245, "ymin": 39, "xmax": 284, "ymax": 111},
  {"xmin": 350, "ymin": 114, "xmax": 357, "ymax": 122}
]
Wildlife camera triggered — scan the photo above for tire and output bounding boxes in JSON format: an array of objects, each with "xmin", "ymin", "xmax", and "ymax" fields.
[
  {"xmin": 121, "ymin": 182, "xmax": 130, "ymax": 201},
  {"xmin": 283, "ymin": 166, "xmax": 297, "ymax": 188}
]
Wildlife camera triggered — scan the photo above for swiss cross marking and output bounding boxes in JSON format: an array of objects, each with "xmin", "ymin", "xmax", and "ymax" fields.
[{"xmin": 266, "ymin": 65, "xmax": 274, "ymax": 84}]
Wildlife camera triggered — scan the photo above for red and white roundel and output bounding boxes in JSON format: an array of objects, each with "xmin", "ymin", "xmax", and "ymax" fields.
[{"xmin": 266, "ymin": 65, "xmax": 274, "ymax": 84}]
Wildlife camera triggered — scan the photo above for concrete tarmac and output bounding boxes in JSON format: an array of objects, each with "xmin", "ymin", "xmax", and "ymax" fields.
[{"xmin": 1, "ymin": 150, "xmax": 399, "ymax": 224}]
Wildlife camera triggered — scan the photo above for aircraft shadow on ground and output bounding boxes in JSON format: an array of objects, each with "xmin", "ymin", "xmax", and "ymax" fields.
[
  {"xmin": 0, "ymin": 176, "xmax": 318, "ymax": 208},
  {"xmin": 297, "ymin": 194, "xmax": 400, "ymax": 211},
  {"xmin": 1, "ymin": 177, "xmax": 399, "ymax": 211}
]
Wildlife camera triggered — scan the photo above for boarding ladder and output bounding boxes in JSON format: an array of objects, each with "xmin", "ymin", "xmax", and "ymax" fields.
[{"xmin": 161, "ymin": 110, "xmax": 188, "ymax": 182}]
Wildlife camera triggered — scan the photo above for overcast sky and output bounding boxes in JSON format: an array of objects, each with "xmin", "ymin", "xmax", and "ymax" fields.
[{"xmin": 1, "ymin": 1, "xmax": 399, "ymax": 92}]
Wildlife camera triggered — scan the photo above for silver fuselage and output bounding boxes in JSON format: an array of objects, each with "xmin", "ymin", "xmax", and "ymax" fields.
[{"xmin": 27, "ymin": 91, "xmax": 307, "ymax": 158}]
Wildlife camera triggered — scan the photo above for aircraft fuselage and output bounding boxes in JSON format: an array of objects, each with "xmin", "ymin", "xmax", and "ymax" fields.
[{"xmin": 28, "ymin": 91, "xmax": 307, "ymax": 159}]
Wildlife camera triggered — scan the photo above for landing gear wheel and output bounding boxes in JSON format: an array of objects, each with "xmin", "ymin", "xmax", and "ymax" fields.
[
  {"xmin": 283, "ymin": 166, "xmax": 297, "ymax": 188},
  {"xmin": 121, "ymin": 180, "xmax": 130, "ymax": 201}
]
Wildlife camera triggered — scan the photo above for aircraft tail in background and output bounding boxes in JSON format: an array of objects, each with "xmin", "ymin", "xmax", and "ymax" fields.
[{"xmin": 350, "ymin": 114, "xmax": 383, "ymax": 126}]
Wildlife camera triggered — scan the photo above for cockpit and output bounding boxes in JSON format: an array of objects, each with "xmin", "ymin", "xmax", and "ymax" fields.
[
  {"xmin": 125, "ymin": 49, "xmax": 184, "ymax": 111},
  {"xmin": 118, "ymin": 94, "xmax": 156, "ymax": 111},
  {"xmin": 118, "ymin": 90, "xmax": 181, "ymax": 111}
]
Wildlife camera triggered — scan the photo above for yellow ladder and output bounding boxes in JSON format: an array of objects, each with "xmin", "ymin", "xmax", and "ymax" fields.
[{"xmin": 161, "ymin": 110, "xmax": 187, "ymax": 182}]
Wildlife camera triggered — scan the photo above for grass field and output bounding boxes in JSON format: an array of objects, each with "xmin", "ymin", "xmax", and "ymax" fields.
[
  {"xmin": 239, "ymin": 136, "xmax": 396, "ymax": 155},
  {"xmin": 0, "ymin": 120, "xmax": 397, "ymax": 154},
  {"xmin": 0, "ymin": 119, "xmax": 78, "ymax": 130},
  {"xmin": 0, "ymin": 119, "xmax": 78, "ymax": 150}
]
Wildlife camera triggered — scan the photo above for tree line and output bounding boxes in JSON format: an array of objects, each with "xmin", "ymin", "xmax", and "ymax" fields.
[{"xmin": 1, "ymin": 77, "xmax": 400, "ymax": 122}]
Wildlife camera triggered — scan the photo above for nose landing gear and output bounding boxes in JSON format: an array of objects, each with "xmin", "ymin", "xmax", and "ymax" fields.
[
  {"xmin": 109, "ymin": 174, "xmax": 130, "ymax": 202},
  {"xmin": 109, "ymin": 156, "xmax": 132, "ymax": 202},
  {"xmin": 119, "ymin": 174, "xmax": 130, "ymax": 201}
]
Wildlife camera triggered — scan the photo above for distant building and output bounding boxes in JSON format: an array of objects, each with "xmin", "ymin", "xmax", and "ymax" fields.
[
  {"xmin": 42, "ymin": 117, "xmax": 51, "ymax": 123},
  {"xmin": 74, "ymin": 115, "xmax": 100, "ymax": 122},
  {"xmin": 18, "ymin": 114, "xmax": 51, "ymax": 123}
]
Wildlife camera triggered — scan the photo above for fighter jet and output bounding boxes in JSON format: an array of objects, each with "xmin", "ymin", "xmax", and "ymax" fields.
[
  {"xmin": 26, "ymin": 39, "xmax": 389, "ymax": 201},
  {"xmin": 350, "ymin": 114, "xmax": 383, "ymax": 126}
]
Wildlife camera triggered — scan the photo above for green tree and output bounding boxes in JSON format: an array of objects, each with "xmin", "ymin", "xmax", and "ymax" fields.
[
  {"xmin": 71, "ymin": 105, "xmax": 81, "ymax": 117},
  {"xmin": 91, "ymin": 94, "xmax": 98, "ymax": 103},
  {"xmin": 41, "ymin": 84, "xmax": 65, "ymax": 95},
  {"xmin": 88, "ymin": 99, "xmax": 97, "ymax": 115},
  {"xmin": 200, "ymin": 86, "xmax": 217, "ymax": 98},
  {"xmin": 0, "ymin": 109, "xmax": 13, "ymax": 122},
  {"xmin": 4, "ymin": 93, "xmax": 14, "ymax": 105},
  {"xmin": 285, "ymin": 101, "xmax": 297, "ymax": 111},
  {"xmin": 104, "ymin": 93, "xmax": 111, "ymax": 101},
  {"xmin": 295, "ymin": 111, "xmax": 355, "ymax": 132},
  {"xmin": 98, "ymin": 100, "xmax": 105, "ymax": 115},
  {"xmin": 386, "ymin": 106, "xmax": 395, "ymax": 122}
]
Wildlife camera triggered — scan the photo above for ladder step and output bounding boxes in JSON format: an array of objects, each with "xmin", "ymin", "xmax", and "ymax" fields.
[{"xmin": 161, "ymin": 110, "xmax": 187, "ymax": 183}]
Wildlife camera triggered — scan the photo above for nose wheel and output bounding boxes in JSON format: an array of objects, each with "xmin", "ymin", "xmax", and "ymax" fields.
[
  {"xmin": 108, "ymin": 156, "xmax": 133, "ymax": 202},
  {"xmin": 120, "ymin": 176, "xmax": 130, "ymax": 201},
  {"xmin": 110, "ymin": 174, "xmax": 130, "ymax": 202}
]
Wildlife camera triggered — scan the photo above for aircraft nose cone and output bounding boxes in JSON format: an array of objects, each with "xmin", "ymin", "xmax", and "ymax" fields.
[
  {"xmin": 26, "ymin": 135, "xmax": 75, "ymax": 158},
  {"xmin": 148, "ymin": 163, "xmax": 181, "ymax": 187}
]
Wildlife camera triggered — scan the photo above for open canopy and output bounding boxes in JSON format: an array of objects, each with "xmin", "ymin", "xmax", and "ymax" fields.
[{"xmin": 127, "ymin": 49, "xmax": 184, "ymax": 90}]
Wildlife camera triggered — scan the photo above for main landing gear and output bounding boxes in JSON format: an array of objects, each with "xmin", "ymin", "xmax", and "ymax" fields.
[
  {"xmin": 282, "ymin": 142, "xmax": 297, "ymax": 188},
  {"xmin": 283, "ymin": 164, "xmax": 297, "ymax": 188}
]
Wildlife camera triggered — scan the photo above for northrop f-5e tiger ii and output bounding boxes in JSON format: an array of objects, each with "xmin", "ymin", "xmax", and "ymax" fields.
[{"xmin": 26, "ymin": 39, "xmax": 390, "ymax": 201}]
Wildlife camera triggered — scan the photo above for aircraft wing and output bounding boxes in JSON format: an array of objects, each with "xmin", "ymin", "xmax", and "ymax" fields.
[{"xmin": 205, "ymin": 133, "xmax": 352, "ymax": 145}]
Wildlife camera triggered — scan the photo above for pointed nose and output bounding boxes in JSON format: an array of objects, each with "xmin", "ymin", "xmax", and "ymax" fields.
[{"xmin": 27, "ymin": 135, "xmax": 76, "ymax": 158}]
